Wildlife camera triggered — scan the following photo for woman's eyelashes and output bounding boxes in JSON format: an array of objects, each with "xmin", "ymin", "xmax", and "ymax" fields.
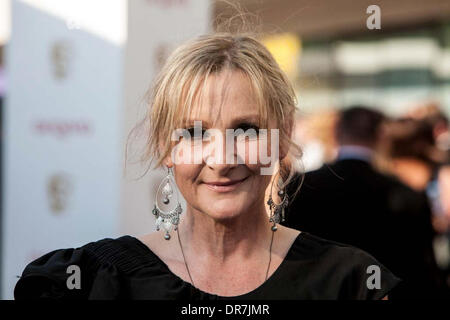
[
  {"xmin": 183, "ymin": 123, "xmax": 261, "ymax": 140},
  {"xmin": 184, "ymin": 127, "xmax": 208, "ymax": 139},
  {"xmin": 234, "ymin": 123, "xmax": 260, "ymax": 139},
  {"xmin": 238, "ymin": 123, "xmax": 260, "ymax": 132}
]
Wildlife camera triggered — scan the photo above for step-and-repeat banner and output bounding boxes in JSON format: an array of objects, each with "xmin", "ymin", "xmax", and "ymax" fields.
[{"xmin": 2, "ymin": 0, "xmax": 210, "ymax": 299}]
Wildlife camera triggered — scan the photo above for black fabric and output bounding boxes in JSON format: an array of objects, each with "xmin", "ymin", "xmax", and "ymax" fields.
[
  {"xmin": 14, "ymin": 232, "xmax": 400, "ymax": 300},
  {"xmin": 283, "ymin": 159, "xmax": 444, "ymax": 299}
]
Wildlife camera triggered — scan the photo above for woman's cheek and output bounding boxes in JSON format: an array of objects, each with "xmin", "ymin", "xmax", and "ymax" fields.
[
  {"xmin": 236, "ymin": 138, "xmax": 257, "ymax": 165},
  {"xmin": 171, "ymin": 140, "xmax": 204, "ymax": 165},
  {"xmin": 235, "ymin": 136, "xmax": 276, "ymax": 172}
]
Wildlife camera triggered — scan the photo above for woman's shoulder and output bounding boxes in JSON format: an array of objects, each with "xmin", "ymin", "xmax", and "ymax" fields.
[
  {"xmin": 287, "ymin": 231, "xmax": 402, "ymax": 299},
  {"xmin": 14, "ymin": 235, "xmax": 160, "ymax": 299},
  {"xmin": 292, "ymin": 231, "xmax": 386, "ymax": 268},
  {"xmin": 80, "ymin": 234, "xmax": 162, "ymax": 272}
]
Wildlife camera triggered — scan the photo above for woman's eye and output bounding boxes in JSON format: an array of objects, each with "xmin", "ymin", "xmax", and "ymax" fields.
[
  {"xmin": 184, "ymin": 127, "xmax": 208, "ymax": 139},
  {"xmin": 235, "ymin": 124, "xmax": 260, "ymax": 138},
  {"xmin": 182, "ymin": 124, "xmax": 260, "ymax": 140}
]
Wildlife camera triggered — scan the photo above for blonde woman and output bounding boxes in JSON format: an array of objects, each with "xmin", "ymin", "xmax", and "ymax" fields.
[{"xmin": 14, "ymin": 33, "xmax": 400, "ymax": 300}]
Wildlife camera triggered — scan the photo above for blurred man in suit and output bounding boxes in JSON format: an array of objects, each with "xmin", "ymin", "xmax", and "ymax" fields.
[{"xmin": 283, "ymin": 106, "xmax": 445, "ymax": 299}]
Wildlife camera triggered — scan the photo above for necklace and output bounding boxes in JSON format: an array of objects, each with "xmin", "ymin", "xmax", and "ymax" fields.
[{"xmin": 176, "ymin": 227, "xmax": 275, "ymax": 288}]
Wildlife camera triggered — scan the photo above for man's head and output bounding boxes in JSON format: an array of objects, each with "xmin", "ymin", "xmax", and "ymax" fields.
[{"xmin": 336, "ymin": 106, "xmax": 385, "ymax": 149}]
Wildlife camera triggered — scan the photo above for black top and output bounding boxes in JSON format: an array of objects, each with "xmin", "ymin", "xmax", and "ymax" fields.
[
  {"xmin": 283, "ymin": 159, "xmax": 443, "ymax": 299},
  {"xmin": 14, "ymin": 232, "xmax": 400, "ymax": 300}
]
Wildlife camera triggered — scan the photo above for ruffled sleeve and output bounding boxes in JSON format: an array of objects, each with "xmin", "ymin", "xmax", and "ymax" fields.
[
  {"xmin": 337, "ymin": 246, "xmax": 402, "ymax": 300},
  {"xmin": 15, "ymin": 248, "xmax": 91, "ymax": 299},
  {"xmin": 14, "ymin": 238, "xmax": 124, "ymax": 300}
]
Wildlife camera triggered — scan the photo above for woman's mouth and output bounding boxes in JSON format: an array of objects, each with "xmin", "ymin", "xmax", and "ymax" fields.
[{"xmin": 203, "ymin": 176, "xmax": 249, "ymax": 193}]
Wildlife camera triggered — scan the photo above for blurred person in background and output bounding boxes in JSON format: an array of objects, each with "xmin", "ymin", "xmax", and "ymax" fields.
[
  {"xmin": 407, "ymin": 102, "xmax": 450, "ymax": 157},
  {"xmin": 383, "ymin": 115, "xmax": 450, "ymax": 295},
  {"xmin": 383, "ymin": 117, "xmax": 444, "ymax": 192},
  {"xmin": 292, "ymin": 110, "xmax": 338, "ymax": 172},
  {"xmin": 406, "ymin": 103, "xmax": 450, "ymax": 222},
  {"xmin": 383, "ymin": 116, "xmax": 449, "ymax": 228},
  {"xmin": 283, "ymin": 105, "xmax": 445, "ymax": 299},
  {"xmin": 419, "ymin": 106, "xmax": 450, "ymax": 232}
]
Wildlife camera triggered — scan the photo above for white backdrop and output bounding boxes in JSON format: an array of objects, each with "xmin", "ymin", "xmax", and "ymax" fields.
[{"xmin": 2, "ymin": 0, "xmax": 210, "ymax": 299}]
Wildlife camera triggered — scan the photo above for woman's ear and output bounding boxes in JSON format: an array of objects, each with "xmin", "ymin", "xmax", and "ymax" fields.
[
  {"xmin": 159, "ymin": 138, "xmax": 174, "ymax": 169},
  {"xmin": 164, "ymin": 154, "xmax": 174, "ymax": 168}
]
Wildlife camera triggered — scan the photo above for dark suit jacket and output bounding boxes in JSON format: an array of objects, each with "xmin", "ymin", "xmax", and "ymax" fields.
[{"xmin": 283, "ymin": 159, "xmax": 444, "ymax": 299}]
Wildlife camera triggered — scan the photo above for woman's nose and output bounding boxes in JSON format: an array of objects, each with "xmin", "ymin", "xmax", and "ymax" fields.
[{"xmin": 203, "ymin": 131, "xmax": 239, "ymax": 173}]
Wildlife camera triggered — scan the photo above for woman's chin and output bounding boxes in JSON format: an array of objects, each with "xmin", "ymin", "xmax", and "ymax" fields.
[{"xmin": 203, "ymin": 204, "xmax": 247, "ymax": 221}]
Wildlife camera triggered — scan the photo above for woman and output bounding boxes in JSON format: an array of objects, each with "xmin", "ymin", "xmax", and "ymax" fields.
[{"xmin": 14, "ymin": 33, "xmax": 400, "ymax": 299}]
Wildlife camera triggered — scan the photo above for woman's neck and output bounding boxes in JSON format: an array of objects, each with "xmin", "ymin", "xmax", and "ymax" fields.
[{"xmin": 177, "ymin": 204, "xmax": 273, "ymax": 264}]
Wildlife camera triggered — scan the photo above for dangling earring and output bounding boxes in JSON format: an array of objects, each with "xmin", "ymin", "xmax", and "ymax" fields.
[
  {"xmin": 152, "ymin": 166, "xmax": 183, "ymax": 240},
  {"xmin": 267, "ymin": 172, "xmax": 289, "ymax": 232}
]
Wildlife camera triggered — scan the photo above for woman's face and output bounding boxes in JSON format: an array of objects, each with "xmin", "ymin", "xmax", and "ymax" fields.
[{"xmin": 165, "ymin": 70, "xmax": 279, "ymax": 221}]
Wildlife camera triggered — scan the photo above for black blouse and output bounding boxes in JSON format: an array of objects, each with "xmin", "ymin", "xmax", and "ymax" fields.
[{"xmin": 14, "ymin": 232, "xmax": 401, "ymax": 300}]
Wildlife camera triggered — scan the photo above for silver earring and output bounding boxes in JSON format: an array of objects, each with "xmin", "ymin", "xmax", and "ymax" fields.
[
  {"xmin": 152, "ymin": 166, "xmax": 182, "ymax": 240},
  {"xmin": 267, "ymin": 174, "xmax": 289, "ymax": 232}
]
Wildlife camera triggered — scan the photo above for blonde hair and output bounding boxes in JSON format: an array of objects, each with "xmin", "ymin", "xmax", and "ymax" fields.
[{"xmin": 126, "ymin": 32, "xmax": 304, "ymax": 198}]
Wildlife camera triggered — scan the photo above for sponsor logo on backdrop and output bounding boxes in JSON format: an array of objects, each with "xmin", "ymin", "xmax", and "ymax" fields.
[
  {"xmin": 50, "ymin": 40, "xmax": 74, "ymax": 80},
  {"xmin": 47, "ymin": 172, "xmax": 73, "ymax": 214},
  {"xmin": 33, "ymin": 120, "xmax": 93, "ymax": 139}
]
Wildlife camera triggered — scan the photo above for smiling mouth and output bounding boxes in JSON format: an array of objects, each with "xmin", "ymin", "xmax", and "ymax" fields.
[{"xmin": 203, "ymin": 176, "xmax": 249, "ymax": 192}]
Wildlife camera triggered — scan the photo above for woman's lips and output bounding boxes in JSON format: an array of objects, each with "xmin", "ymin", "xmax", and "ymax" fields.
[{"xmin": 203, "ymin": 177, "xmax": 249, "ymax": 192}]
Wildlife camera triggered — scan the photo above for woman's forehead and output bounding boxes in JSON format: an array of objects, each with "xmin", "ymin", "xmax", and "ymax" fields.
[
  {"xmin": 180, "ymin": 70, "xmax": 268, "ymax": 127},
  {"xmin": 183, "ymin": 103, "xmax": 267, "ymax": 128}
]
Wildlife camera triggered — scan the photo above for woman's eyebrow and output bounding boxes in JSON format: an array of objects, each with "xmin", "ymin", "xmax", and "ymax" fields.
[
  {"xmin": 182, "ymin": 119, "xmax": 211, "ymax": 127},
  {"xmin": 231, "ymin": 115, "xmax": 261, "ymax": 126},
  {"xmin": 182, "ymin": 115, "xmax": 260, "ymax": 127}
]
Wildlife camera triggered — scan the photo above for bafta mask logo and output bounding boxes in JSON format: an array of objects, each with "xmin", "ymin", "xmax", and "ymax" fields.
[
  {"xmin": 47, "ymin": 173, "xmax": 73, "ymax": 214},
  {"xmin": 154, "ymin": 43, "xmax": 171, "ymax": 73},
  {"xmin": 50, "ymin": 40, "xmax": 74, "ymax": 80}
]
